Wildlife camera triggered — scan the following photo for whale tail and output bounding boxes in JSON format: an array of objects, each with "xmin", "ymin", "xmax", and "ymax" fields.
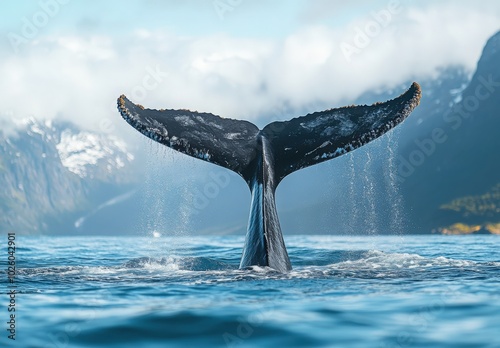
[
  {"xmin": 117, "ymin": 83, "xmax": 421, "ymax": 271},
  {"xmin": 118, "ymin": 83, "xmax": 420, "ymax": 185}
]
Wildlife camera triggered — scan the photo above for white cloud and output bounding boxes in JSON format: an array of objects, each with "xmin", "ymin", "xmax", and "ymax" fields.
[{"xmin": 0, "ymin": 1, "xmax": 499, "ymax": 135}]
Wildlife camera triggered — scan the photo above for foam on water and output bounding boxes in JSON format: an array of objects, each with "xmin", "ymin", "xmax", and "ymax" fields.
[{"xmin": 16, "ymin": 245, "xmax": 500, "ymax": 284}]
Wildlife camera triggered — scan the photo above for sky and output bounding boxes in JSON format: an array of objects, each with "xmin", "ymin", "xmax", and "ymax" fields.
[{"xmin": 0, "ymin": 0, "xmax": 499, "ymax": 133}]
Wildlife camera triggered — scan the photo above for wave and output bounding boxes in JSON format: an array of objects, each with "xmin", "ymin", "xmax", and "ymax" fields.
[
  {"xmin": 122, "ymin": 256, "xmax": 235, "ymax": 271},
  {"xmin": 12, "ymin": 250, "xmax": 499, "ymax": 286},
  {"xmin": 67, "ymin": 311, "xmax": 314, "ymax": 348}
]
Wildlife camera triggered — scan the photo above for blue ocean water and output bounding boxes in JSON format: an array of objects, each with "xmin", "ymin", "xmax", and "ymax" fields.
[{"xmin": 3, "ymin": 235, "xmax": 500, "ymax": 348}]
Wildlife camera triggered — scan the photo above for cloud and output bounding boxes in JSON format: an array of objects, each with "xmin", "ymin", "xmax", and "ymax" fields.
[{"xmin": 0, "ymin": 1, "xmax": 499, "ymax": 135}]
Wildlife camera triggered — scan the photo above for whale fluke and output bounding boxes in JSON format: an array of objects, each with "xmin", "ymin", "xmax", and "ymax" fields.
[{"xmin": 117, "ymin": 82, "xmax": 421, "ymax": 272}]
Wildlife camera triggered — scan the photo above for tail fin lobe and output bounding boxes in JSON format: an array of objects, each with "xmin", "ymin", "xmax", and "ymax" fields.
[{"xmin": 262, "ymin": 83, "xmax": 421, "ymax": 183}]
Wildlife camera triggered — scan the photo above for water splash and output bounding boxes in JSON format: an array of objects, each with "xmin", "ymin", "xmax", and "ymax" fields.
[{"xmin": 140, "ymin": 140, "xmax": 194, "ymax": 258}]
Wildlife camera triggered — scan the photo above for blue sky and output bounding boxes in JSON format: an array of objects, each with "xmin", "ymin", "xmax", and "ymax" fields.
[
  {"xmin": 1, "ymin": 1, "xmax": 390, "ymax": 38},
  {"xmin": 1, "ymin": 0, "xmax": 499, "ymax": 133}
]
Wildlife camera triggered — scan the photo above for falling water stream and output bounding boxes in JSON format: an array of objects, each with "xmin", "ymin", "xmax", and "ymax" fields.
[
  {"xmin": 140, "ymin": 127, "xmax": 406, "ymax": 250},
  {"xmin": 362, "ymin": 146, "xmax": 378, "ymax": 236},
  {"xmin": 142, "ymin": 141, "xmax": 168, "ymax": 239},
  {"xmin": 346, "ymin": 153, "xmax": 359, "ymax": 235},
  {"xmin": 341, "ymin": 130, "xmax": 407, "ymax": 245},
  {"xmin": 385, "ymin": 129, "xmax": 406, "ymax": 239}
]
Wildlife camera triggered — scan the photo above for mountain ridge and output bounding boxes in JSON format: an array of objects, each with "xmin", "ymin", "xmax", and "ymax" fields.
[
  {"xmin": 2, "ymin": 31, "xmax": 499, "ymax": 235},
  {"xmin": 0, "ymin": 118, "xmax": 138, "ymax": 234}
]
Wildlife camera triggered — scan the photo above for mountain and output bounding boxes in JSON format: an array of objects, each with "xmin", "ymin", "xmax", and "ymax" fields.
[
  {"xmin": 2, "ymin": 32, "xmax": 499, "ymax": 236},
  {"xmin": 399, "ymin": 30, "xmax": 500, "ymax": 233},
  {"xmin": 0, "ymin": 118, "xmax": 139, "ymax": 234},
  {"xmin": 277, "ymin": 31, "xmax": 500, "ymax": 235},
  {"xmin": 275, "ymin": 65, "xmax": 474, "ymax": 235}
]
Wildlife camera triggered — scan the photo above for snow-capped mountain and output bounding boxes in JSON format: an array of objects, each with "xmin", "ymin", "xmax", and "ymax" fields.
[
  {"xmin": 2, "ymin": 31, "xmax": 499, "ymax": 236},
  {"xmin": 0, "ymin": 118, "xmax": 138, "ymax": 234},
  {"xmin": 56, "ymin": 126, "xmax": 134, "ymax": 180}
]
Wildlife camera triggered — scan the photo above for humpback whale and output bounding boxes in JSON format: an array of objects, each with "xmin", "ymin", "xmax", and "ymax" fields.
[{"xmin": 117, "ymin": 82, "xmax": 421, "ymax": 272}]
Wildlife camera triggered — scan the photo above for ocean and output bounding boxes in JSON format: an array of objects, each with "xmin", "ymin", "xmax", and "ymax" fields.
[{"xmin": 3, "ymin": 234, "xmax": 500, "ymax": 348}]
